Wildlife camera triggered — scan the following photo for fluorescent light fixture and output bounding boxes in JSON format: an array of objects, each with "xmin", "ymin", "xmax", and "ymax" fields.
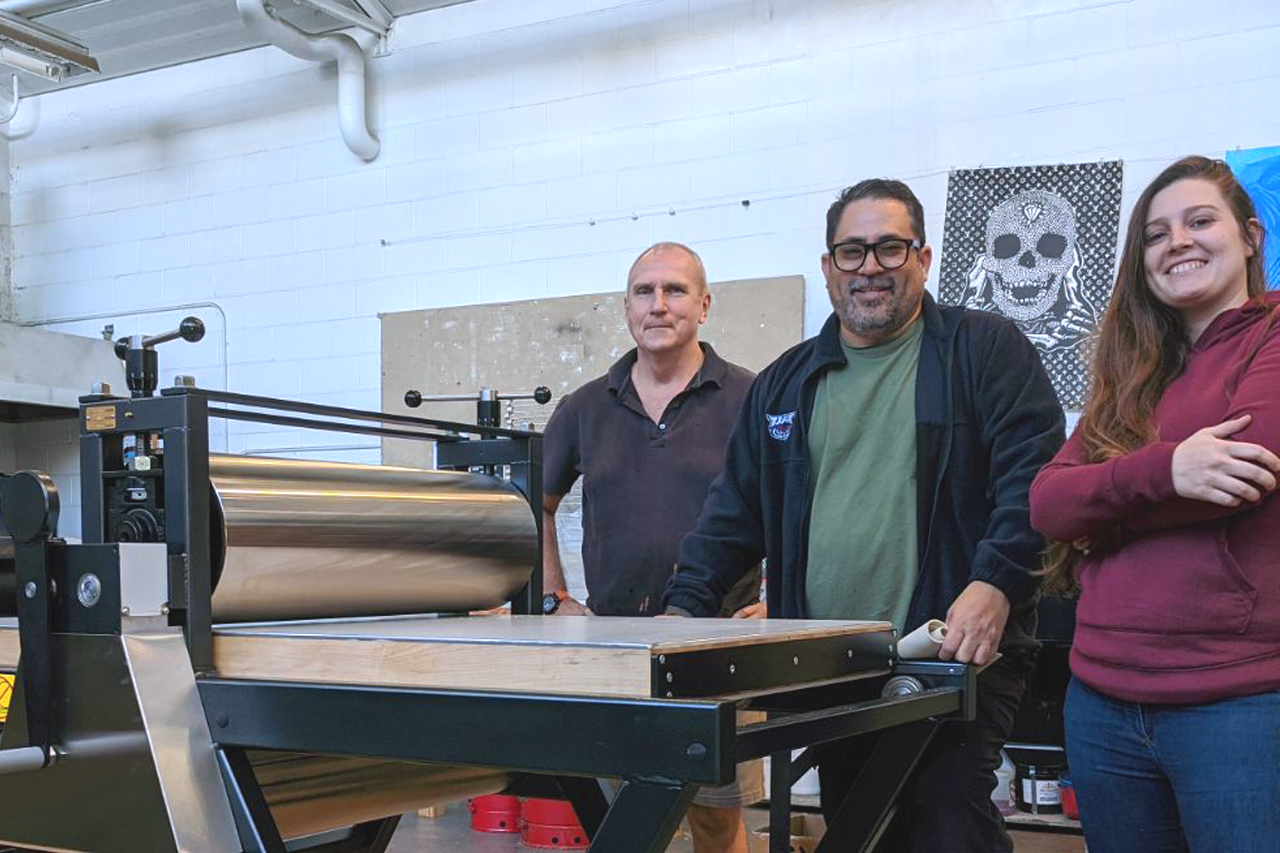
[
  {"xmin": 0, "ymin": 9, "xmax": 98, "ymax": 81},
  {"xmin": 0, "ymin": 43, "xmax": 59, "ymax": 80}
]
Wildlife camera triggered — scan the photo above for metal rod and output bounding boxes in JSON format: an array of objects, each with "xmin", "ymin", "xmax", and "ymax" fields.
[
  {"xmin": 196, "ymin": 387, "xmax": 538, "ymax": 439},
  {"xmin": 409, "ymin": 391, "xmax": 544, "ymax": 403},
  {"xmin": 769, "ymin": 749, "xmax": 791, "ymax": 853},
  {"xmin": 404, "ymin": 384, "xmax": 550, "ymax": 407},
  {"xmin": 238, "ymin": 443, "xmax": 380, "ymax": 456},
  {"xmin": 0, "ymin": 746, "xmax": 53, "ymax": 775},
  {"xmin": 735, "ymin": 688, "xmax": 962, "ymax": 760},
  {"xmin": 209, "ymin": 407, "xmax": 475, "ymax": 445}
]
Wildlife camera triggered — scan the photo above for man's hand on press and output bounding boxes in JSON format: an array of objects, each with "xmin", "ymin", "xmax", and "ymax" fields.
[
  {"xmin": 938, "ymin": 580, "xmax": 1009, "ymax": 666},
  {"xmin": 731, "ymin": 601, "xmax": 767, "ymax": 619}
]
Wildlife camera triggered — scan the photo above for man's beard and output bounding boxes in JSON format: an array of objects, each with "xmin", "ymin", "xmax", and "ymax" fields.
[{"xmin": 835, "ymin": 277, "xmax": 916, "ymax": 338}]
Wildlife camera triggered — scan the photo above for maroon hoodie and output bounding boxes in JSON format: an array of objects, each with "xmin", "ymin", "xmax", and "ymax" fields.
[{"xmin": 1031, "ymin": 293, "xmax": 1280, "ymax": 704}]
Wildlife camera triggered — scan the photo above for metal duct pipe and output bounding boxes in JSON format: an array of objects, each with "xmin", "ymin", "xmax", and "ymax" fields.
[
  {"xmin": 208, "ymin": 455, "xmax": 537, "ymax": 622},
  {"xmin": 251, "ymin": 753, "xmax": 512, "ymax": 839},
  {"xmin": 235, "ymin": 0, "xmax": 380, "ymax": 161}
]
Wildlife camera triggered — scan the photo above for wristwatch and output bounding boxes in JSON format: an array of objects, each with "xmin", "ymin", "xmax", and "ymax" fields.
[{"xmin": 542, "ymin": 589, "xmax": 570, "ymax": 614}]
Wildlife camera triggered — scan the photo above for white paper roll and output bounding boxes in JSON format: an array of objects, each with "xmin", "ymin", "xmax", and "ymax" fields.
[{"xmin": 897, "ymin": 618, "xmax": 948, "ymax": 659}]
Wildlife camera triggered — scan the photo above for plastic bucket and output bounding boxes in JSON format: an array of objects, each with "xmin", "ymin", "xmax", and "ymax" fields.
[
  {"xmin": 520, "ymin": 798, "xmax": 589, "ymax": 849},
  {"xmin": 468, "ymin": 794, "xmax": 521, "ymax": 833}
]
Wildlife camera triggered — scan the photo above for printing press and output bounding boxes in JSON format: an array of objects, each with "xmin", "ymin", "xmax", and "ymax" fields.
[{"xmin": 0, "ymin": 320, "xmax": 977, "ymax": 853}]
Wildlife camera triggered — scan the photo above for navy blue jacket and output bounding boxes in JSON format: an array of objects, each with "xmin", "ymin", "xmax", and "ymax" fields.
[{"xmin": 663, "ymin": 293, "xmax": 1065, "ymax": 650}]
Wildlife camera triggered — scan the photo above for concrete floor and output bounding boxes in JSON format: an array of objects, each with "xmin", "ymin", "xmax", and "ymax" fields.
[{"xmin": 385, "ymin": 804, "xmax": 1086, "ymax": 852}]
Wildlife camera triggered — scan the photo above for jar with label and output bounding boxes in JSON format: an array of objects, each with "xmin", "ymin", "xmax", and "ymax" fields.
[{"xmin": 1014, "ymin": 762, "xmax": 1064, "ymax": 814}]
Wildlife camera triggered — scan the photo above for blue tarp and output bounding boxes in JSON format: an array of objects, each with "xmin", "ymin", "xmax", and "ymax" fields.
[{"xmin": 1226, "ymin": 146, "xmax": 1280, "ymax": 289}]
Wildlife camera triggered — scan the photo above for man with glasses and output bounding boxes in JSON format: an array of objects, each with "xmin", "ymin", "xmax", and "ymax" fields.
[{"xmin": 663, "ymin": 180, "xmax": 1064, "ymax": 851}]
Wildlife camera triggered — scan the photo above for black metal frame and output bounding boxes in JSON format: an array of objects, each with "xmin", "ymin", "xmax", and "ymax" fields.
[
  {"xmin": 6, "ymin": 382, "xmax": 981, "ymax": 853},
  {"xmin": 2, "ymin": 385, "xmax": 549, "ymax": 852},
  {"xmin": 748, "ymin": 661, "xmax": 977, "ymax": 853},
  {"xmin": 194, "ymin": 663, "xmax": 973, "ymax": 853},
  {"xmin": 652, "ymin": 630, "xmax": 894, "ymax": 698},
  {"xmin": 75, "ymin": 386, "xmax": 547, "ymax": 665}
]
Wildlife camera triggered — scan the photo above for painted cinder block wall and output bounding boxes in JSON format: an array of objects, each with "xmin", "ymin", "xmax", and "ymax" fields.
[{"xmin": 4, "ymin": 0, "xmax": 1280, "ymax": 540}]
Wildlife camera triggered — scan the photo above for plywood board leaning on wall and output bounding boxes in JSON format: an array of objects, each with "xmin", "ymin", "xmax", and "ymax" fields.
[{"xmin": 380, "ymin": 276, "xmax": 805, "ymax": 469}]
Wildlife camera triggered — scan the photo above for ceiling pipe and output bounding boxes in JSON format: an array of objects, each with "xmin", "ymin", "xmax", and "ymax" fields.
[{"xmin": 235, "ymin": 0, "xmax": 379, "ymax": 161}]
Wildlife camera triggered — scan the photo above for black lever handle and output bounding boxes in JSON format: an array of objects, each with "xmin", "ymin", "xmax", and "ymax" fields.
[
  {"xmin": 403, "ymin": 386, "xmax": 553, "ymax": 407},
  {"xmin": 145, "ymin": 316, "xmax": 206, "ymax": 348},
  {"xmin": 114, "ymin": 316, "xmax": 205, "ymax": 359},
  {"xmin": 113, "ymin": 316, "xmax": 206, "ymax": 398}
]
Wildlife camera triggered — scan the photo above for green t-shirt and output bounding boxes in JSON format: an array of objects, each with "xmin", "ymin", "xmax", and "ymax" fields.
[{"xmin": 804, "ymin": 318, "xmax": 922, "ymax": 629}]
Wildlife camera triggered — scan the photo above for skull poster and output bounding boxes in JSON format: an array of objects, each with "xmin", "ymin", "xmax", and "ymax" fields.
[{"xmin": 938, "ymin": 161, "xmax": 1123, "ymax": 409}]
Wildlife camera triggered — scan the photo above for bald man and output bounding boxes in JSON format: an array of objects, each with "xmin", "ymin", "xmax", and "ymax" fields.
[{"xmin": 541, "ymin": 242, "xmax": 764, "ymax": 852}]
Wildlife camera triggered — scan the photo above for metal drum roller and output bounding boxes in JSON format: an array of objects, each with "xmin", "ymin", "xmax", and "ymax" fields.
[
  {"xmin": 207, "ymin": 455, "xmax": 537, "ymax": 622},
  {"xmin": 205, "ymin": 455, "xmax": 532, "ymax": 835},
  {"xmin": 248, "ymin": 753, "xmax": 513, "ymax": 839}
]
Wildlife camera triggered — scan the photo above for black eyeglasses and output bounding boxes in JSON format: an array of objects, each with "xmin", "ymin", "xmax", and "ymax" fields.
[{"xmin": 828, "ymin": 238, "xmax": 923, "ymax": 273}]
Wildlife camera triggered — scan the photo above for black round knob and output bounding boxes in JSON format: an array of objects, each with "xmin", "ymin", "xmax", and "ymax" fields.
[
  {"xmin": 404, "ymin": 390, "xmax": 422, "ymax": 408},
  {"xmin": 179, "ymin": 317, "xmax": 205, "ymax": 343},
  {"xmin": 114, "ymin": 338, "xmax": 129, "ymax": 359},
  {"xmin": 533, "ymin": 386, "xmax": 552, "ymax": 405},
  {"xmin": 0, "ymin": 471, "xmax": 60, "ymax": 545}
]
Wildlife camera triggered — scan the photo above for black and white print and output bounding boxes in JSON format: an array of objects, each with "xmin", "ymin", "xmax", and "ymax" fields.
[{"xmin": 938, "ymin": 161, "xmax": 1123, "ymax": 409}]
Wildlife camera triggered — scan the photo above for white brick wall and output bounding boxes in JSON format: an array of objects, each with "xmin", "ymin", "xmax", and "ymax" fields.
[
  {"xmin": 0, "ymin": 419, "xmax": 81, "ymax": 540},
  {"xmin": 2, "ymin": 0, "xmax": 1279, "ymax": 550}
]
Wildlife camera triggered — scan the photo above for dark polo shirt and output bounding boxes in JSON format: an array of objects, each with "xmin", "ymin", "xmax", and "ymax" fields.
[{"xmin": 544, "ymin": 343, "xmax": 762, "ymax": 617}]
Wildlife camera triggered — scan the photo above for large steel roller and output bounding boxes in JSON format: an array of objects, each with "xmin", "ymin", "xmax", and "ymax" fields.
[{"xmin": 207, "ymin": 455, "xmax": 537, "ymax": 622}]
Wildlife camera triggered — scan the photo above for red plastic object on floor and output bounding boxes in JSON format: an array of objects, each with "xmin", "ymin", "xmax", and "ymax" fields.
[
  {"xmin": 1059, "ymin": 775, "xmax": 1081, "ymax": 821},
  {"xmin": 468, "ymin": 794, "xmax": 522, "ymax": 833},
  {"xmin": 520, "ymin": 798, "xmax": 590, "ymax": 849}
]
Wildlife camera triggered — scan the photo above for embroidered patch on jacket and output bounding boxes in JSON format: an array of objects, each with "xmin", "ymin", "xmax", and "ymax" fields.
[{"xmin": 766, "ymin": 411, "xmax": 797, "ymax": 441}]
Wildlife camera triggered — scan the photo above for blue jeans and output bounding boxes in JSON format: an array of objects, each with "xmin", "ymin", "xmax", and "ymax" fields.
[{"xmin": 1065, "ymin": 678, "xmax": 1280, "ymax": 853}]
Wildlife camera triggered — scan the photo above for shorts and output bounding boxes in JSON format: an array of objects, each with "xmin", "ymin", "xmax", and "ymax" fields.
[{"xmin": 692, "ymin": 756, "xmax": 765, "ymax": 808}]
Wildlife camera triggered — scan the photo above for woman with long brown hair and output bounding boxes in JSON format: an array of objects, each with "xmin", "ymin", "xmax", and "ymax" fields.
[{"xmin": 1030, "ymin": 156, "xmax": 1280, "ymax": 853}]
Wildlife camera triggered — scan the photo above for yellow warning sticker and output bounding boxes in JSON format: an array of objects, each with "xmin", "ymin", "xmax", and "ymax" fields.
[{"xmin": 0, "ymin": 673, "xmax": 13, "ymax": 723}]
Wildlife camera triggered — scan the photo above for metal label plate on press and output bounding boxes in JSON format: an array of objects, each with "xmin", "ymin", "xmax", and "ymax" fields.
[{"xmin": 85, "ymin": 405, "xmax": 117, "ymax": 431}]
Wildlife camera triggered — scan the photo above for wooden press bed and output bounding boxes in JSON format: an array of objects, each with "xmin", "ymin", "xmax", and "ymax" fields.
[{"xmin": 0, "ymin": 616, "xmax": 895, "ymax": 699}]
